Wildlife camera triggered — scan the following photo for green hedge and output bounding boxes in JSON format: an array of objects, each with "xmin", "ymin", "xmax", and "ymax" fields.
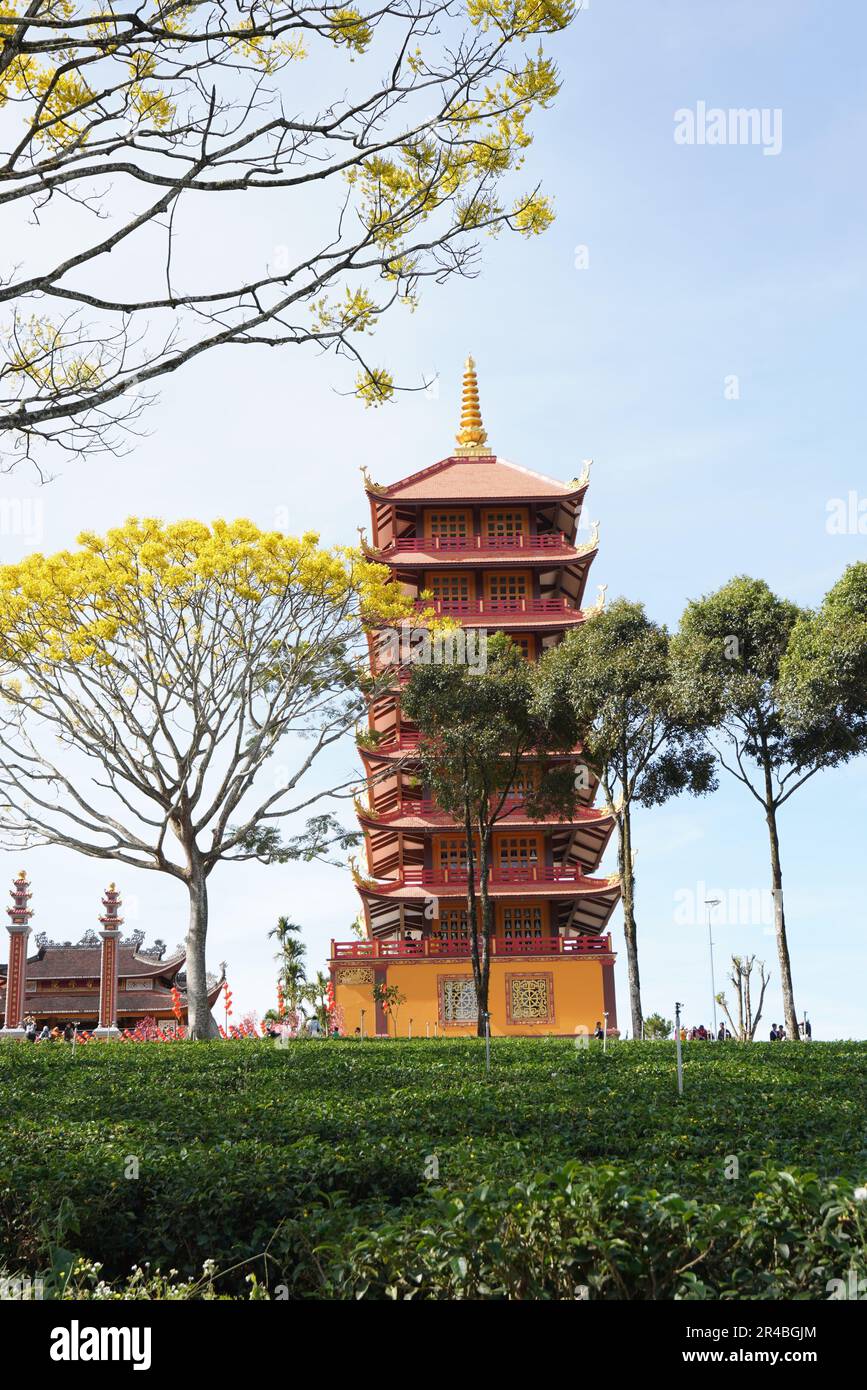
[{"xmin": 1, "ymin": 1039, "xmax": 864, "ymax": 1298}]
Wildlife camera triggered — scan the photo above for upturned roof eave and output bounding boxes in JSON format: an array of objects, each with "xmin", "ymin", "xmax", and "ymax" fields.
[{"xmin": 363, "ymin": 455, "xmax": 589, "ymax": 505}]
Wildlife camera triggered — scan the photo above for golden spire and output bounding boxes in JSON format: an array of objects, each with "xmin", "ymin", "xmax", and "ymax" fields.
[{"xmin": 454, "ymin": 355, "xmax": 494, "ymax": 457}]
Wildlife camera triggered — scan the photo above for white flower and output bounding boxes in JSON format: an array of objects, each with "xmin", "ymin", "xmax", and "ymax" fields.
[{"xmin": 854, "ymin": 1186, "xmax": 867, "ymax": 1203}]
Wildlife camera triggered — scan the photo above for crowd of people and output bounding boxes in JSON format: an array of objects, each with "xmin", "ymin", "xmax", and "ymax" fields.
[
  {"xmin": 21, "ymin": 1017, "xmax": 83, "ymax": 1042},
  {"xmin": 678, "ymin": 1024, "xmax": 732, "ymax": 1041},
  {"xmin": 675, "ymin": 1019, "xmax": 813, "ymax": 1042}
]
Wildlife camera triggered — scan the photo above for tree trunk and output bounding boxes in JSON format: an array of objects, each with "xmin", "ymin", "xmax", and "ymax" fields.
[
  {"xmin": 766, "ymin": 804, "xmax": 798, "ymax": 1039},
  {"xmin": 463, "ymin": 797, "xmax": 485, "ymax": 1035},
  {"xmin": 185, "ymin": 866, "xmax": 220, "ymax": 1040},
  {"xmin": 618, "ymin": 806, "xmax": 643, "ymax": 1039},
  {"xmin": 476, "ymin": 828, "xmax": 493, "ymax": 1037},
  {"xmin": 735, "ymin": 962, "xmax": 745, "ymax": 1041}
]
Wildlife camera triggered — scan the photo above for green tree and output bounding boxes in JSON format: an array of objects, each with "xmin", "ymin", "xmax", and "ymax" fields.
[
  {"xmin": 779, "ymin": 562, "xmax": 867, "ymax": 734},
  {"xmin": 402, "ymin": 633, "xmax": 579, "ymax": 1035},
  {"xmin": 302, "ymin": 971, "xmax": 334, "ymax": 1032},
  {"xmin": 372, "ymin": 982, "xmax": 407, "ymax": 1038},
  {"xmin": 269, "ymin": 917, "xmax": 307, "ymax": 1013},
  {"xmin": 537, "ymin": 599, "xmax": 716, "ymax": 1040},
  {"xmin": 642, "ymin": 1012, "xmax": 673, "ymax": 1040},
  {"xmin": 674, "ymin": 576, "xmax": 866, "ymax": 1040}
]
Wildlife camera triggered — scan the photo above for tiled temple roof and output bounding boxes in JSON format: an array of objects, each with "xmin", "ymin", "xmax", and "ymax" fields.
[
  {"xmin": 0, "ymin": 943, "xmax": 185, "ymax": 981},
  {"xmin": 367, "ymin": 453, "xmax": 583, "ymax": 502}
]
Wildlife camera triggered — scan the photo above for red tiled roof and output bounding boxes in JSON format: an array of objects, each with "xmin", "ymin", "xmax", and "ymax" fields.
[
  {"xmin": 0, "ymin": 945, "xmax": 185, "ymax": 981},
  {"xmin": 3, "ymin": 979, "xmax": 223, "ymax": 1016},
  {"xmin": 370, "ymin": 455, "xmax": 582, "ymax": 502}
]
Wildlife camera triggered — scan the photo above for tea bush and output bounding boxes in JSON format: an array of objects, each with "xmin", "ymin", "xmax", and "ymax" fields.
[{"xmin": 1, "ymin": 1039, "xmax": 864, "ymax": 1298}]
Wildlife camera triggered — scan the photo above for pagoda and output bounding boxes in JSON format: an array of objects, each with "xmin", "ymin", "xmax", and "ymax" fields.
[
  {"xmin": 329, "ymin": 359, "xmax": 620, "ymax": 1037},
  {"xmin": 0, "ymin": 876, "xmax": 225, "ymax": 1033}
]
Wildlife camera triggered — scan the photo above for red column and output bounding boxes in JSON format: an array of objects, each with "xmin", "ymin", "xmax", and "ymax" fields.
[
  {"xmin": 2, "ymin": 870, "xmax": 33, "ymax": 1037},
  {"xmin": 602, "ymin": 958, "xmax": 618, "ymax": 1034},
  {"xmin": 94, "ymin": 883, "xmax": 123, "ymax": 1038}
]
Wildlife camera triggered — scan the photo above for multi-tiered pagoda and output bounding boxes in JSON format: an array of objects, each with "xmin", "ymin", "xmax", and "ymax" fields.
[{"xmin": 329, "ymin": 359, "xmax": 620, "ymax": 1037}]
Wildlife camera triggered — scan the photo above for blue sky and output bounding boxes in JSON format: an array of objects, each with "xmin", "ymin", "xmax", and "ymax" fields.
[{"xmin": 3, "ymin": 0, "xmax": 865, "ymax": 1036}]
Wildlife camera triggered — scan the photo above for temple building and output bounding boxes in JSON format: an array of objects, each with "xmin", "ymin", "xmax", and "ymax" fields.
[
  {"xmin": 330, "ymin": 359, "xmax": 621, "ymax": 1037},
  {"xmin": 0, "ymin": 875, "xmax": 223, "ymax": 1033}
]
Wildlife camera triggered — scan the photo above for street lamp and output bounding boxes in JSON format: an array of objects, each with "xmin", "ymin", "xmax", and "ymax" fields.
[{"xmin": 705, "ymin": 897, "xmax": 721, "ymax": 1037}]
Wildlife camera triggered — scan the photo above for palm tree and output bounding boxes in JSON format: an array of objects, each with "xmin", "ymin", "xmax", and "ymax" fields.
[
  {"xmin": 301, "ymin": 971, "xmax": 332, "ymax": 1031},
  {"xmin": 269, "ymin": 917, "xmax": 307, "ymax": 1012}
]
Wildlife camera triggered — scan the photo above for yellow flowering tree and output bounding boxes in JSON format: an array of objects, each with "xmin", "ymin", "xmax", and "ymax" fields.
[
  {"xmin": 0, "ymin": 0, "xmax": 574, "ymax": 466},
  {"xmin": 0, "ymin": 517, "xmax": 411, "ymax": 1037}
]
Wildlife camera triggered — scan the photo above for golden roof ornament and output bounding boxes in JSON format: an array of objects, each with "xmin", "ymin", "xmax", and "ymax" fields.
[
  {"xmin": 575, "ymin": 519, "xmax": 600, "ymax": 555},
  {"xmin": 454, "ymin": 355, "xmax": 494, "ymax": 457},
  {"xmin": 588, "ymin": 582, "xmax": 608, "ymax": 614},
  {"xmin": 359, "ymin": 464, "xmax": 381, "ymax": 491}
]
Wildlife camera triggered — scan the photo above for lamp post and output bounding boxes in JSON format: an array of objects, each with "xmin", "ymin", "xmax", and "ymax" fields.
[{"xmin": 704, "ymin": 897, "xmax": 721, "ymax": 1038}]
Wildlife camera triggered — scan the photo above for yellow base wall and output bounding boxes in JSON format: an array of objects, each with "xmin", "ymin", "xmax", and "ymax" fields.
[{"xmin": 332, "ymin": 957, "xmax": 612, "ymax": 1038}]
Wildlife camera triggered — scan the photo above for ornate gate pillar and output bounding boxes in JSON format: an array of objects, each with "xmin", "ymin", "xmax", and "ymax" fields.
[
  {"xmin": 94, "ymin": 883, "xmax": 123, "ymax": 1039},
  {"xmin": 2, "ymin": 870, "xmax": 33, "ymax": 1038}
]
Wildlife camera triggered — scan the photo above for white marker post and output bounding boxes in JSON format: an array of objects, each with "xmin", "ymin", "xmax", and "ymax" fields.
[
  {"xmin": 602, "ymin": 1010, "xmax": 609, "ymax": 1053},
  {"xmin": 705, "ymin": 897, "xmax": 721, "ymax": 1038},
  {"xmin": 674, "ymin": 1001, "xmax": 684, "ymax": 1096}
]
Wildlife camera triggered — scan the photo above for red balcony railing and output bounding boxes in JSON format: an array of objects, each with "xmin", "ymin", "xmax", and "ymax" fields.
[
  {"xmin": 400, "ymin": 864, "xmax": 584, "ymax": 887},
  {"xmin": 364, "ymin": 800, "xmax": 522, "ymax": 817},
  {"xmin": 382, "ymin": 533, "xmax": 569, "ymax": 554},
  {"xmin": 414, "ymin": 597, "xmax": 581, "ymax": 617},
  {"xmin": 363, "ymin": 796, "xmax": 607, "ymax": 825},
  {"xmin": 332, "ymin": 933, "xmax": 612, "ymax": 959}
]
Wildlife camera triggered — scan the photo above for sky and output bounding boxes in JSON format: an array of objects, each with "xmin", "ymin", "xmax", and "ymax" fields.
[{"xmin": 2, "ymin": 0, "xmax": 865, "ymax": 1037}]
